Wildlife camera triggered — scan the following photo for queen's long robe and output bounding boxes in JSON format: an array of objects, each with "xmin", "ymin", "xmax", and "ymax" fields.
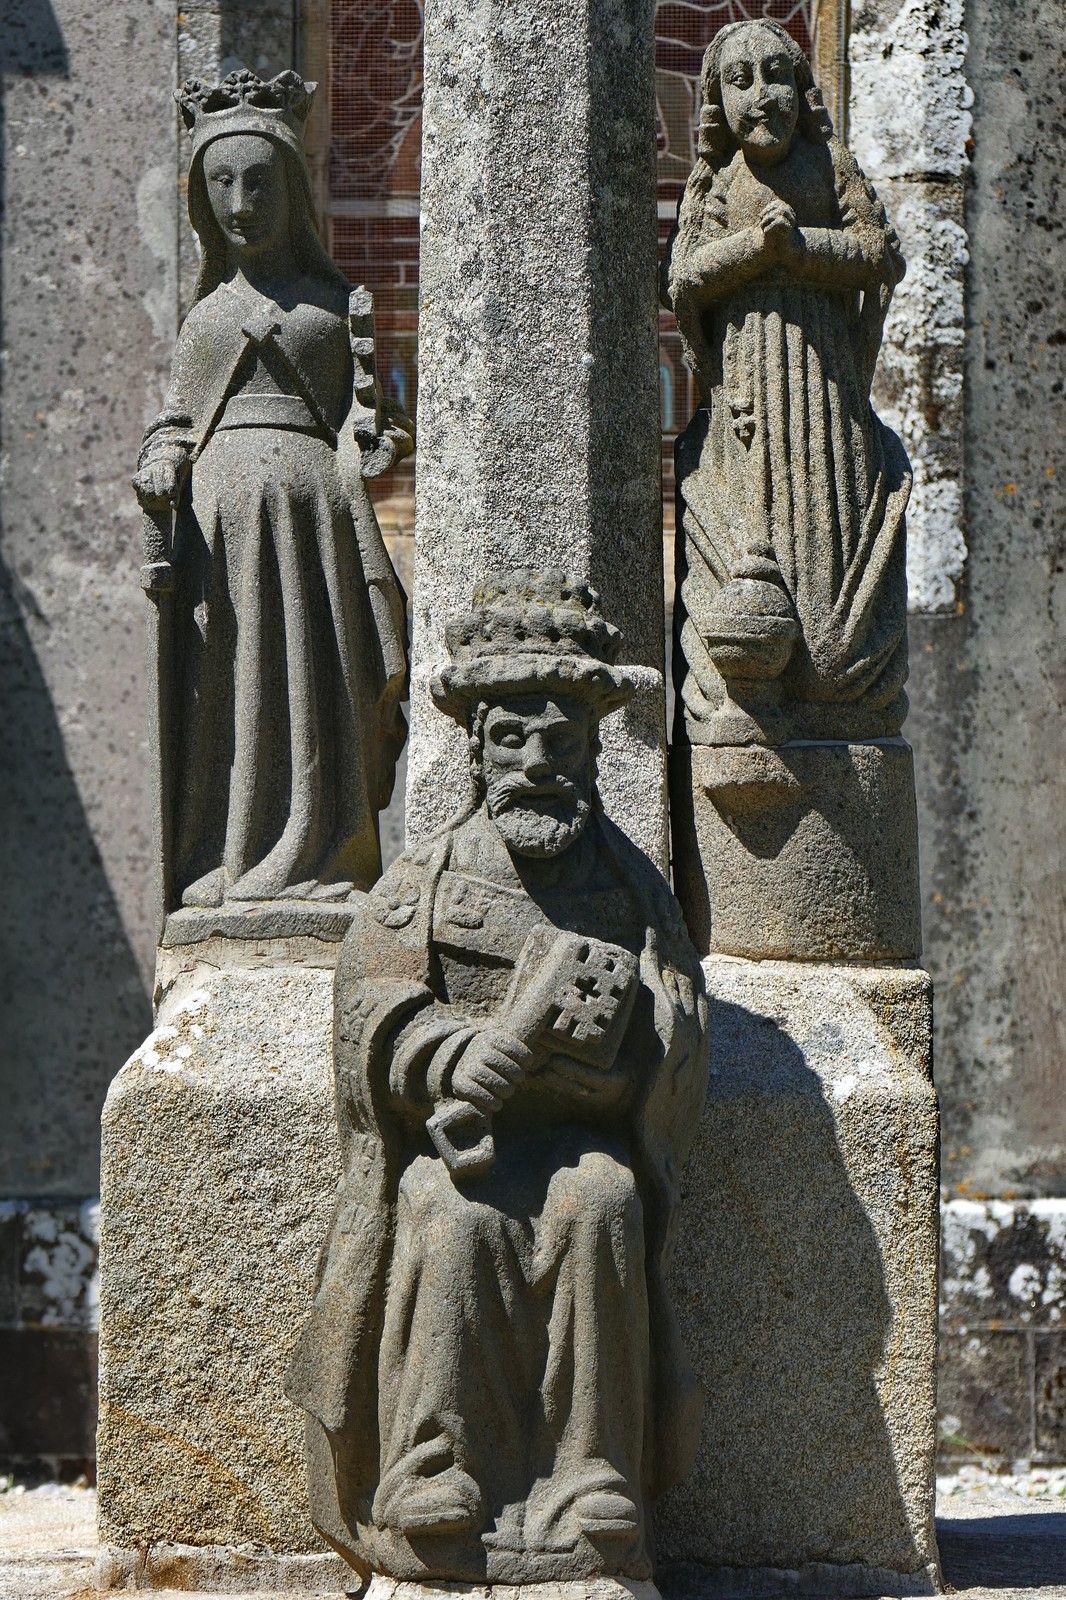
[
  {"xmin": 286, "ymin": 805, "xmax": 708, "ymax": 1583},
  {"xmin": 139, "ymin": 276, "xmax": 407, "ymax": 906}
]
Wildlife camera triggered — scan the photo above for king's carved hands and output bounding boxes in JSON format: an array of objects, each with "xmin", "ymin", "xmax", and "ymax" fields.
[{"xmin": 450, "ymin": 1028, "xmax": 533, "ymax": 1116}]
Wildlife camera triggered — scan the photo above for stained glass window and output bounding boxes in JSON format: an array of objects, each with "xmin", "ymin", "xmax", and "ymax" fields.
[{"xmin": 325, "ymin": 1, "xmax": 837, "ymax": 540}]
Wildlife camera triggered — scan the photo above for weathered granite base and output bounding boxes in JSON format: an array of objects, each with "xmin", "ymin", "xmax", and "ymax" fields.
[
  {"xmin": 656, "ymin": 956, "xmax": 941, "ymax": 1595},
  {"xmin": 96, "ymin": 944, "xmax": 940, "ymax": 1592},
  {"xmin": 96, "ymin": 938, "xmax": 342, "ymax": 1576},
  {"xmin": 672, "ymin": 739, "xmax": 921, "ymax": 961},
  {"xmin": 365, "ymin": 1581, "xmax": 660, "ymax": 1600},
  {"xmin": 95, "ymin": 1542, "xmax": 348, "ymax": 1593}
]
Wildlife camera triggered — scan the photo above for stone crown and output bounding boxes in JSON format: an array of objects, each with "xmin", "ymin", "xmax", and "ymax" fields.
[
  {"xmin": 177, "ymin": 69, "xmax": 315, "ymax": 160},
  {"xmin": 432, "ymin": 570, "xmax": 634, "ymax": 720}
]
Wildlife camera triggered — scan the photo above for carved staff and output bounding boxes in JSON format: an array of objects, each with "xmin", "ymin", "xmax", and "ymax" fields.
[{"xmin": 140, "ymin": 500, "xmax": 177, "ymax": 940}]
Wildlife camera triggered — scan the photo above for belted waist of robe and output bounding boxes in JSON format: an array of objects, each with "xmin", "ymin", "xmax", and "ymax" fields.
[{"xmin": 214, "ymin": 391, "xmax": 328, "ymax": 436}]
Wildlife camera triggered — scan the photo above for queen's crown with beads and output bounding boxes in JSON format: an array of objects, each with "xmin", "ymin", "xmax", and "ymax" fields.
[{"xmin": 176, "ymin": 69, "xmax": 315, "ymax": 158}]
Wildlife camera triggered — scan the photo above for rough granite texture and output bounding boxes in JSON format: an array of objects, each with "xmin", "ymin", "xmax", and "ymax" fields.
[
  {"xmin": 407, "ymin": 0, "xmax": 668, "ymax": 866},
  {"xmin": 0, "ymin": 0, "xmax": 173, "ymax": 1194},
  {"xmin": 96, "ymin": 948, "xmax": 341, "ymax": 1557},
  {"xmin": 656, "ymin": 957, "xmax": 940, "ymax": 1592},
  {"xmin": 850, "ymin": 0, "xmax": 972, "ymax": 615},
  {"xmin": 672, "ymin": 739, "xmax": 922, "ymax": 961},
  {"xmin": 907, "ymin": 0, "xmax": 1066, "ymax": 1197}
]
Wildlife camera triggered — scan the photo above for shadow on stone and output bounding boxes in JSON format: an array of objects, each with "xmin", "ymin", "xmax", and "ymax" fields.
[
  {"xmin": 937, "ymin": 1512, "xmax": 1066, "ymax": 1591},
  {"xmin": 0, "ymin": 550, "xmax": 150, "ymax": 1193},
  {"xmin": 657, "ymin": 983, "xmax": 937, "ymax": 1592},
  {"xmin": 0, "ymin": 2, "xmax": 147, "ymax": 1198}
]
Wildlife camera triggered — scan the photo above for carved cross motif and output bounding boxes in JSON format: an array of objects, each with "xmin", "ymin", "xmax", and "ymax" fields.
[{"xmin": 549, "ymin": 958, "xmax": 632, "ymax": 1046}]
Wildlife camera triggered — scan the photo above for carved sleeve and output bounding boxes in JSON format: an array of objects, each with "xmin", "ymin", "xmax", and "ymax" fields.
[
  {"xmin": 386, "ymin": 1009, "xmax": 478, "ymax": 1127},
  {"xmin": 676, "ymin": 229, "xmax": 772, "ymax": 305},
  {"xmin": 667, "ymin": 164, "xmax": 767, "ymax": 309},
  {"xmin": 136, "ymin": 314, "xmax": 204, "ymax": 471},
  {"xmin": 790, "ymin": 140, "xmax": 905, "ymax": 293}
]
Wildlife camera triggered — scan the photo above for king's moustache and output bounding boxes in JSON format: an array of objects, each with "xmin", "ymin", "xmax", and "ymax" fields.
[{"xmin": 490, "ymin": 778, "xmax": 581, "ymax": 810}]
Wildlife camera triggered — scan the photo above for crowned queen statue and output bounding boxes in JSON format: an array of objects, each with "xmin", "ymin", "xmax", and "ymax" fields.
[{"xmin": 133, "ymin": 69, "xmax": 411, "ymax": 928}]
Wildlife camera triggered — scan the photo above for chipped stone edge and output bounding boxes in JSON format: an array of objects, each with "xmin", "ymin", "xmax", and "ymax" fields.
[
  {"xmin": 657, "ymin": 1558, "xmax": 941, "ymax": 1598},
  {"xmin": 94, "ymin": 1541, "xmax": 350, "ymax": 1593}
]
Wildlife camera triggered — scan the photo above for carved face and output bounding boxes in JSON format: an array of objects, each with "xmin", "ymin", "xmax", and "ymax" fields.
[
  {"xmin": 480, "ymin": 693, "xmax": 595, "ymax": 860},
  {"xmin": 202, "ymin": 133, "xmax": 289, "ymax": 254},
  {"xmin": 718, "ymin": 26, "xmax": 800, "ymax": 165}
]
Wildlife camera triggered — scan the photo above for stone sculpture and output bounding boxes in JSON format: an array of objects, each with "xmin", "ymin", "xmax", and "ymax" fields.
[
  {"xmin": 288, "ymin": 571, "xmax": 708, "ymax": 1588},
  {"xmin": 133, "ymin": 69, "xmax": 411, "ymax": 928},
  {"xmin": 664, "ymin": 22, "xmax": 920, "ymax": 959}
]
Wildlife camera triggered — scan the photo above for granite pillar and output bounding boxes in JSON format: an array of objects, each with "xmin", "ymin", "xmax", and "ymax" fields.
[{"xmin": 407, "ymin": 0, "xmax": 668, "ymax": 866}]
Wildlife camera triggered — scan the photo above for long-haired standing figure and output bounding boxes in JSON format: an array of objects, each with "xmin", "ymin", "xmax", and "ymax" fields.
[{"xmin": 665, "ymin": 21, "xmax": 910, "ymax": 749}]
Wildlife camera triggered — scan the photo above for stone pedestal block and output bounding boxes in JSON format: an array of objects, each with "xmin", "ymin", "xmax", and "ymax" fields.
[
  {"xmin": 96, "ymin": 938, "xmax": 345, "ymax": 1586},
  {"xmin": 672, "ymin": 739, "xmax": 921, "ymax": 962},
  {"xmin": 655, "ymin": 956, "xmax": 941, "ymax": 1598},
  {"xmin": 408, "ymin": 0, "xmax": 668, "ymax": 866},
  {"xmin": 365, "ymin": 1582, "xmax": 660, "ymax": 1600}
]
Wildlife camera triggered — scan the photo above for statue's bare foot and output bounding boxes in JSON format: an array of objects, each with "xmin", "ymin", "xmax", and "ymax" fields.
[
  {"xmin": 571, "ymin": 1488, "xmax": 641, "ymax": 1543},
  {"xmin": 524, "ymin": 1465, "xmax": 641, "ymax": 1552}
]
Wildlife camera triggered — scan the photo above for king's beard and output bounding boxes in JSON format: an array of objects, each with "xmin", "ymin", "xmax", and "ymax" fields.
[{"xmin": 485, "ymin": 776, "xmax": 592, "ymax": 860}]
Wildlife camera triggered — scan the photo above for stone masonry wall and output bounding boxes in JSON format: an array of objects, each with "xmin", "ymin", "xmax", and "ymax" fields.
[
  {"xmin": 0, "ymin": 0, "xmax": 173, "ymax": 1200},
  {"xmin": 0, "ymin": 1201, "xmax": 98, "ymax": 1476},
  {"xmin": 907, "ymin": 0, "xmax": 1065, "ymax": 1201}
]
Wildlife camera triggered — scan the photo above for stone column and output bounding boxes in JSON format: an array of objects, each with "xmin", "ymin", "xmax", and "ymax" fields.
[{"xmin": 407, "ymin": 0, "xmax": 667, "ymax": 866}]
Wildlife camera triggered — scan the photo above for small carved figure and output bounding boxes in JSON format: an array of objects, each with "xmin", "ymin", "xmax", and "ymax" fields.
[
  {"xmin": 665, "ymin": 21, "xmax": 910, "ymax": 747},
  {"xmin": 287, "ymin": 572, "xmax": 707, "ymax": 1585},
  {"xmin": 134, "ymin": 70, "xmax": 411, "ymax": 917}
]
